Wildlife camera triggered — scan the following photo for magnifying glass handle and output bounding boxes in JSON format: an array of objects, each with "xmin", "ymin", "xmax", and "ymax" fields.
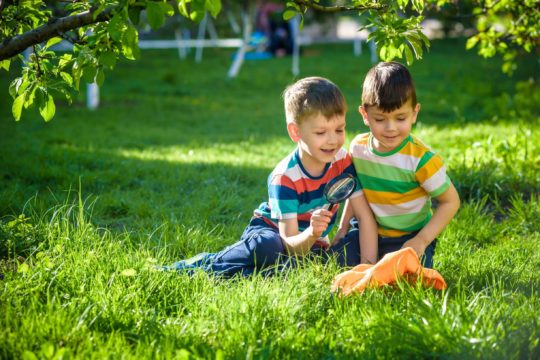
[{"xmin": 325, "ymin": 203, "xmax": 336, "ymax": 212}]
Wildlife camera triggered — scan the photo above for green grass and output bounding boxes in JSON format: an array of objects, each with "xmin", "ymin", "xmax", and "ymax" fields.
[{"xmin": 1, "ymin": 38, "xmax": 539, "ymax": 359}]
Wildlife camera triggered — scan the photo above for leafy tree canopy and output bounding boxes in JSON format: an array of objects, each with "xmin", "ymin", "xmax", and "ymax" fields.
[{"xmin": 0, "ymin": 0, "xmax": 538, "ymax": 122}]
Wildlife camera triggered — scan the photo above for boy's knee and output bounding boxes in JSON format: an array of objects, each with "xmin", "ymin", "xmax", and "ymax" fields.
[
  {"xmin": 251, "ymin": 229, "xmax": 285, "ymax": 265},
  {"xmin": 330, "ymin": 229, "xmax": 361, "ymax": 267}
]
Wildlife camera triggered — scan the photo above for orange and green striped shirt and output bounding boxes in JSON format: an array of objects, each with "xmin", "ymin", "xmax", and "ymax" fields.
[{"xmin": 350, "ymin": 133, "xmax": 451, "ymax": 237}]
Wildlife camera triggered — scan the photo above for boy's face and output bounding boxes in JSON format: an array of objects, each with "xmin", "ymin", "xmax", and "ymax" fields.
[
  {"xmin": 360, "ymin": 99, "xmax": 420, "ymax": 153},
  {"xmin": 287, "ymin": 113, "xmax": 346, "ymax": 175}
]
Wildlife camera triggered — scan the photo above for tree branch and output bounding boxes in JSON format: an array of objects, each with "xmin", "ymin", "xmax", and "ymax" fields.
[
  {"xmin": 0, "ymin": 6, "xmax": 115, "ymax": 60},
  {"xmin": 292, "ymin": 0, "xmax": 387, "ymax": 13}
]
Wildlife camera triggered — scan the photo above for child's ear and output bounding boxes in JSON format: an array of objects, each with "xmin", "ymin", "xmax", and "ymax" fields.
[
  {"xmin": 287, "ymin": 122, "xmax": 301, "ymax": 142},
  {"xmin": 412, "ymin": 103, "xmax": 421, "ymax": 124},
  {"xmin": 359, "ymin": 106, "xmax": 370, "ymax": 126}
]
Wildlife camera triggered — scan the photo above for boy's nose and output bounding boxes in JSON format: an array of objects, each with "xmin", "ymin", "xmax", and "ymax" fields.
[
  {"xmin": 328, "ymin": 132, "xmax": 339, "ymax": 144},
  {"xmin": 386, "ymin": 120, "xmax": 397, "ymax": 131}
]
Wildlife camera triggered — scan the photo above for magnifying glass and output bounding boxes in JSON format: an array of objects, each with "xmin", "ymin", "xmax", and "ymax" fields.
[{"xmin": 323, "ymin": 173, "xmax": 358, "ymax": 211}]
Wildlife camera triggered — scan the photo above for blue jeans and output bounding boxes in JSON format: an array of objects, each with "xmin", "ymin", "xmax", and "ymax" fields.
[
  {"xmin": 348, "ymin": 219, "xmax": 437, "ymax": 268},
  {"xmin": 174, "ymin": 217, "xmax": 363, "ymax": 277},
  {"xmin": 378, "ymin": 232, "xmax": 437, "ymax": 268}
]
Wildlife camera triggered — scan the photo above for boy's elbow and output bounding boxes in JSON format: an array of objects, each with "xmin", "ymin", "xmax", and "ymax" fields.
[
  {"xmin": 437, "ymin": 184, "xmax": 460, "ymax": 216},
  {"xmin": 452, "ymin": 184, "xmax": 461, "ymax": 210},
  {"xmin": 449, "ymin": 186, "xmax": 461, "ymax": 216}
]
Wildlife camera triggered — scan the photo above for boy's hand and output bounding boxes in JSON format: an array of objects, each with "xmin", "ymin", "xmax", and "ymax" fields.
[
  {"xmin": 309, "ymin": 209, "xmax": 333, "ymax": 238},
  {"xmin": 401, "ymin": 236, "xmax": 427, "ymax": 258}
]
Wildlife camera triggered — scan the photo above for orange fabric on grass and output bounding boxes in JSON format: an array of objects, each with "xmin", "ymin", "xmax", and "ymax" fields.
[{"xmin": 331, "ymin": 247, "xmax": 447, "ymax": 296}]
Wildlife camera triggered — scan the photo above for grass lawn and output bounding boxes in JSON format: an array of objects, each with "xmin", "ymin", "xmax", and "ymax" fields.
[{"xmin": 0, "ymin": 38, "xmax": 539, "ymax": 359}]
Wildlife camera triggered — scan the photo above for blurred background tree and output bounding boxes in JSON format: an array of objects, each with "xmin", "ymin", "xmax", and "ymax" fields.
[{"xmin": 1, "ymin": 0, "xmax": 538, "ymax": 122}]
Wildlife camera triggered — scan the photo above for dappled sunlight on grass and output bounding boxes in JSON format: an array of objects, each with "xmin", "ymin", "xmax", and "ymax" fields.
[
  {"xmin": 0, "ymin": 39, "xmax": 539, "ymax": 358},
  {"xmin": 111, "ymin": 138, "xmax": 293, "ymax": 166}
]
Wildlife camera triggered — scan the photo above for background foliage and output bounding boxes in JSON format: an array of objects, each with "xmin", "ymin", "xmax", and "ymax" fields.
[{"xmin": 1, "ymin": 0, "xmax": 538, "ymax": 121}]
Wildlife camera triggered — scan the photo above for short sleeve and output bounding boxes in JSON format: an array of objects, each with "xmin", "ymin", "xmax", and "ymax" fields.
[
  {"xmin": 268, "ymin": 174, "xmax": 298, "ymax": 219},
  {"xmin": 416, "ymin": 152, "xmax": 451, "ymax": 197},
  {"xmin": 342, "ymin": 152, "xmax": 364, "ymax": 197}
]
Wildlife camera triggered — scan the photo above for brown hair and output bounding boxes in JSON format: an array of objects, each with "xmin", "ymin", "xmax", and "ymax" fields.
[
  {"xmin": 362, "ymin": 61, "xmax": 417, "ymax": 112},
  {"xmin": 283, "ymin": 77, "xmax": 346, "ymax": 124}
]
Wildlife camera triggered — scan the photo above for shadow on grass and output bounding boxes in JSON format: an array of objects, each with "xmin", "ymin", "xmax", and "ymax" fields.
[
  {"xmin": 451, "ymin": 161, "xmax": 539, "ymax": 206},
  {"xmin": 0, "ymin": 141, "xmax": 274, "ymax": 257},
  {"xmin": 443, "ymin": 265, "xmax": 540, "ymax": 299}
]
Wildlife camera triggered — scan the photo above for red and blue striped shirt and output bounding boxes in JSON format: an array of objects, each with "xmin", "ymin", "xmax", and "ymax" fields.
[{"xmin": 254, "ymin": 147, "xmax": 362, "ymax": 244}]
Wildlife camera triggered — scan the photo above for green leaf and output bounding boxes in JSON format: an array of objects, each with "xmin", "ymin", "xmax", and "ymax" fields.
[
  {"xmin": 39, "ymin": 94, "xmax": 56, "ymax": 122},
  {"xmin": 59, "ymin": 53, "xmax": 73, "ymax": 67},
  {"xmin": 21, "ymin": 351, "xmax": 38, "ymax": 360},
  {"xmin": 379, "ymin": 45, "xmax": 388, "ymax": 60},
  {"xmin": 11, "ymin": 76, "xmax": 30, "ymax": 95},
  {"xmin": 404, "ymin": 45, "xmax": 413, "ymax": 65},
  {"xmin": 128, "ymin": 6, "xmax": 142, "ymax": 25},
  {"xmin": 72, "ymin": 62, "xmax": 82, "ymax": 90},
  {"xmin": 82, "ymin": 65, "xmax": 97, "ymax": 83},
  {"xmin": 9, "ymin": 78, "xmax": 21, "ymax": 97},
  {"xmin": 178, "ymin": 0, "xmax": 189, "ymax": 17},
  {"xmin": 12, "ymin": 94, "xmax": 25, "ymax": 121},
  {"xmin": 35, "ymin": 87, "xmax": 45, "ymax": 110},
  {"xmin": 189, "ymin": 10, "xmax": 205, "ymax": 22},
  {"xmin": 397, "ymin": 0, "xmax": 409, "ymax": 10},
  {"xmin": 24, "ymin": 86, "xmax": 36, "ymax": 109},
  {"xmin": 146, "ymin": 2, "xmax": 166, "ymax": 30},
  {"xmin": 162, "ymin": 2, "xmax": 174, "ymax": 17},
  {"xmin": 286, "ymin": 1, "xmax": 300, "ymax": 12},
  {"xmin": 60, "ymin": 71, "xmax": 73, "ymax": 86},
  {"xmin": 0, "ymin": 59, "xmax": 11, "ymax": 71},
  {"xmin": 205, "ymin": 0, "xmax": 221, "ymax": 18},
  {"xmin": 122, "ymin": 25, "xmax": 140, "ymax": 60},
  {"xmin": 45, "ymin": 37, "xmax": 62, "ymax": 49},
  {"xmin": 108, "ymin": 15, "xmax": 125, "ymax": 42},
  {"xmin": 95, "ymin": 68, "xmax": 105, "ymax": 86},
  {"xmin": 407, "ymin": 36, "xmax": 424, "ymax": 59},
  {"xmin": 418, "ymin": 30, "xmax": 430, "ymax": 47},
  {"xmin": 466, "ymin": 36, "xmax": 479, "ymax": 50},
  {"xmin": 388, "ymin": 45, "xmax": 399, "ymax": 60},
  {"xmin": 98, "ymin": 51, "xmax": 117, "ymax": 68},
  {"xmin": 283, "ymin": 10, "xmax": 297, "ymax": 21},
  {"xmin": 411, "ymin": 0, "xmax": 424, "ymax": 13}
]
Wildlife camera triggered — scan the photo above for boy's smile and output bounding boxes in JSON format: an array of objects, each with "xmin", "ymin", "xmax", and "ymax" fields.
[
  {"xmin": 360, "ymin": 100, "xmax": 420, "ymax": 153},
  {"xmin": 287, "ymin": 113, "xmax": 346, "ymax": 176}
]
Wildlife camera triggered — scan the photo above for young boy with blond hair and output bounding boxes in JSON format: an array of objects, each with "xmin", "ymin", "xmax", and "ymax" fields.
[
  {"xmin": 164, "ymin": 77, "xmax": 378, "ymax": 276},
  {"xmin": 339, "ymin": 62, "xmax": 460, "ymax": 268}
]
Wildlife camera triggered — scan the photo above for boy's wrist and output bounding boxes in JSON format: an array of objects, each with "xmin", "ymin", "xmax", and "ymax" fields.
[
  {"xmin": 413, "ymin": 233, "xmax": 431, "ymax": 247},
  {"xmin": 360, "ymin": 256, "xmax": 375, "ymax": 265},
  {"xmin": 306, "ymin": 226, "xmax": 321, "ymax": 240}
]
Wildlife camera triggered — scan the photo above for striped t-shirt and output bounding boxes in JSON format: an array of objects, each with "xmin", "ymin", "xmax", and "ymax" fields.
[
  {"xmin": 350, "ymin": 133, "xmax": 451, "ymax": 237},
  {"xmin": 255, "ymin": 147, "xmax": 362, "ymax": 245}
]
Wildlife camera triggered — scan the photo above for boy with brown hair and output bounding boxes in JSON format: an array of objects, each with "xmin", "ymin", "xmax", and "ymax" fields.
[
  {"xmin": 164, "ymin": 77, "xmax": 378, "ymax": 276},
  {"xmin": 338, "ymin": 62, "xmax": 460, "ymax": 268}
]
